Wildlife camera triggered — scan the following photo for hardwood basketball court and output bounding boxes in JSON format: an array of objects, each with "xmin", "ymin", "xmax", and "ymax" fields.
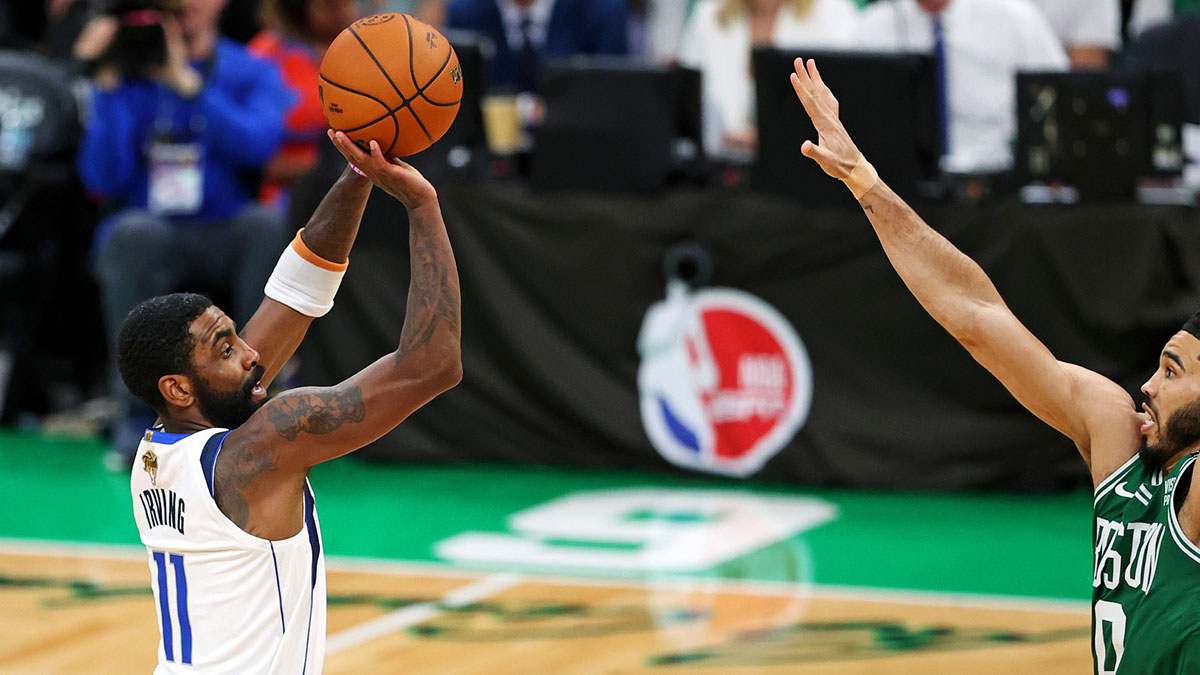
[
  {"xmin": 0, "ymin": 542, "xmax": 1090, "ymax": 674},
  {"xmin": 0, "ymin": 434, "xmax": 1097, "ymax": 672}
]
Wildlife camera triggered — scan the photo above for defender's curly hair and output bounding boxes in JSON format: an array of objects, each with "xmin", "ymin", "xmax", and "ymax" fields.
[{"xmin": 117, "ymin": 293, "xmax": 213, "ymax": 414}]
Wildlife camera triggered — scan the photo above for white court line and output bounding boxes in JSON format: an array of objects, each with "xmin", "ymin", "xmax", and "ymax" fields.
[
  {"xmin": 0, "ymin": 537, "xmax": 1088, "ymax": 614},
  {"xmin": 325, "ymin": 554, "xmax": 1092, "ymax": 614},
  {"xmin": 325, "ymin": 572, "xmax": 523, "ymax": 654}
]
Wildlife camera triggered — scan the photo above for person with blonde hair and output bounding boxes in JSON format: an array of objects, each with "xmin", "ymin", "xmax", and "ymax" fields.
[{"xmin": 678, "ymin": 0, "xmax": 857, "ymax": 159}]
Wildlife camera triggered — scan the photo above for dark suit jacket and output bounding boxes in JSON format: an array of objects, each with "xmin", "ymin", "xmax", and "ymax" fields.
[
  {"xmin": 1124, "ymin": 15, "xmax": 1200, "ymax": 124},
  {"xmin": 447, "ymin": 0, "xmax": 629, "ymax": 91}
]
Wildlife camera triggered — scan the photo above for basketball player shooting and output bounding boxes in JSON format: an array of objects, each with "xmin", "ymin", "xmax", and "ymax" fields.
[
  {"xmin": 120, "ymin": 132, "xmax": 460, "ymax": 674},
  {"xmin": 792, "ymin": 58, "xmax": 1200, "ymax": 672}
]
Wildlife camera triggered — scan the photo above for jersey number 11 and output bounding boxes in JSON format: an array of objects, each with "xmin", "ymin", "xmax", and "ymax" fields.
[{"xmin": 152, "ymin": 551, "xmax": 192, "ymax": 665}]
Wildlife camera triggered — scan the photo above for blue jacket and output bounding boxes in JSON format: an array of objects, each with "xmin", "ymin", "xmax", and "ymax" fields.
[
  {"xmin": 446, "ymin": 0, "xmax": 628, "ymax": 91},
  {"xmin": 78, "ymin": 37, "xmax": 292, "ymax": 223}
]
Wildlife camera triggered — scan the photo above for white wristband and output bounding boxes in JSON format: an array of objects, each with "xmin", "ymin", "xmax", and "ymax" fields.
[{"xmin": 264, "ymin": 230, "xmax": 348, "ymax": 318}]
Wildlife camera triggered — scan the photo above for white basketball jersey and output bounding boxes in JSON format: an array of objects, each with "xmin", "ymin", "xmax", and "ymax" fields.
[{"xmin": 131, "ymin": 427, "xmax": 327, "ymax": 675}]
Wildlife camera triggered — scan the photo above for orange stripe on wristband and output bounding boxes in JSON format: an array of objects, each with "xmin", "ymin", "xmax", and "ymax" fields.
[{"xmin": 292, "ymin": 229, "xmax": 348, "ymax": 272}]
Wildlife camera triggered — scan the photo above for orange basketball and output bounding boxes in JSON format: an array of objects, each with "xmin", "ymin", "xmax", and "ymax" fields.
[{"xmin": 319, "ymin": 13, "xmax": 462, "ymax": 158}]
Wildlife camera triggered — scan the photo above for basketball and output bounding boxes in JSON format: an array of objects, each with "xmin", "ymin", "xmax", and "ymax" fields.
[{"xmin": 319, "ymin": 13, "xmax": 462, "ymax": 158}]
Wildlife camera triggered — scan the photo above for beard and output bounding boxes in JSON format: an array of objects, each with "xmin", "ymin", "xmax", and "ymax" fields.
[
  {"xmin": 193, "ymin": 364, "xmax": 266, "ymax": 429},
  {"xmin": 1139, "ymin": 397, "xmax": 1200, "ymax": 472}
]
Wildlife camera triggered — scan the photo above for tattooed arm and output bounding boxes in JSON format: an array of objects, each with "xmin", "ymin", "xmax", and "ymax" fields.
[
  {"xmin": 214, "ymin": 137, "xmax": 461, "ymax": 538},
  {"xmin": 239, "ymin": 145, "xmax": 373, "ymax": 388},
  {"xmin": 789, "ymin": 58, "xmax": 1139, "ymax": 484}
]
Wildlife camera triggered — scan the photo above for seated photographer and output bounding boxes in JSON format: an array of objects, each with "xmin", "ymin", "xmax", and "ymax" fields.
[{"xmin": 75, "ymin": 0, "xmax": 292, "ymax": 468}]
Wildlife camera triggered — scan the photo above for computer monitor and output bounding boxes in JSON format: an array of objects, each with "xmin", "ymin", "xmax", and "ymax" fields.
[
  {"xmin": 1016, "ymin": 71, "xmax": 1184, "ymax": 200},
  {"xmin": 531, "ymin": 58, "xmax": 704, "ymax": 193},
  {"xmin": 752, "ymin": 49, "xmax": 939, "ymax": 204}
]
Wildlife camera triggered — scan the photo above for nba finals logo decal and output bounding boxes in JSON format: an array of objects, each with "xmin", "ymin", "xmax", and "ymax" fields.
[
  {"xmin": 637, "ymin": 279, "xmax": 813, "ymax": 477},
  {"xmin": 355, "ymin": 13, "xmax": 395, "ymax": 27}
]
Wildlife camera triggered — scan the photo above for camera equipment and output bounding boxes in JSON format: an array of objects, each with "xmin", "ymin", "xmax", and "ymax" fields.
[
  {"xmin": 1015, "ymin": 71, "xmax": 1185, "ymax": 201},
  {"xmin": 100, "ymin": 0, "xmax": 181, "ymax": 78},
  {"xmin": 530, "ymin": 57, "xmax": 704, "ymax": 193}
]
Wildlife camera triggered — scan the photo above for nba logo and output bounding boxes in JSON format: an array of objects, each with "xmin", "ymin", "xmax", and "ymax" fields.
[{"xmin": 637, "ymin": 280, "xmax": 812, "ymax": 477}]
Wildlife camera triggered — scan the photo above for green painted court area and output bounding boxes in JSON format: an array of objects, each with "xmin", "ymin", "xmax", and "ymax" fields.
[{"xmin": 0, "ymin": 430, "xmax": 1094, "ymax": 601}]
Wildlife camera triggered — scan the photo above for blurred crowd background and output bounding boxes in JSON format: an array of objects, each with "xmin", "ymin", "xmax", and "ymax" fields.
[{"xmin": 1, "ymin": 0, "xmax": 1198, "ymax": 478}]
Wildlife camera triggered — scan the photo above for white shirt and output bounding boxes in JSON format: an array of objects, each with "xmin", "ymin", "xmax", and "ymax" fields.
[
  {"xmin": 857, "ymin": 0, "xmax": 1069, "ymax": 174},
  {"xmin": 646, "ymin": 0, "xmax": 692, "ymax": 62},
  {"xmin": 1128, "ymin": 0, "xmax": 1177, "ymax": 37},
  {"xmin": 678, "ymin": 0, "xmax": 859, "ymax": 157},
  {"xmin": 1031, "ymin": 0, "xmax": 1120, "ymax": 50},
  {"xmin": 132, "ymin": 428, "xmax": 327, "ymax": 675},
  {"xmin": 498, "ymin": 0, "xmax": 557, "ymax": 51}
]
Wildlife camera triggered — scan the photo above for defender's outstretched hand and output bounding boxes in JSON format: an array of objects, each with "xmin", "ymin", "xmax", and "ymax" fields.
[
  {"xmin": 791, "ymin": 58, "xmax": 861, "ymax": 181},
  {"xmin": 328, "ymin": 130, "xmax": 438, "ymax": 210}
]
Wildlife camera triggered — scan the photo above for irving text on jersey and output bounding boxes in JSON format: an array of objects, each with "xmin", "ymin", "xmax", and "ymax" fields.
[{"xmin": 138, "ymin": 488, "xmax": 186, "ymax": 535}]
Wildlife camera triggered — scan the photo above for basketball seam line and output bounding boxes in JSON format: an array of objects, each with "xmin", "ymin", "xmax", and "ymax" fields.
[
  {"xmin": 348, "ymin": 25, "xmax": 409, "ymax": 109},
  {"xmin": 347, "ymin": 23, "xmax": 452, "ymax": 144},
  {"xmin": 397, "ymin": 14, "xmax": 454, "ymax": 144},
  {"xmin": 415, "ymin": 49, "xmax": 457, "ymax": 107},
  {"xmin": 403, "ymin": 103, "xmax": 433, "ymax": 143},
  {"xmin": 404, "ymin": 14, "xmax": 420, "ymax": 92},
  {"xmin": 345, "ymin": 26, "xmax": 407, "ymax": 153},
  {"xmin": 400, "ymin": 17, "xmax": 458, "ymax": 109},
  {"xmin": 319, "ymin": 73, "xmax": 401, "ymax": 155},
  {"xmin": 322, "ymin": 73, "xmax": 460, "ymax": 132},
  {"xmin": 334, "ymin": 95, "xmax": 463, "ymax": 136}
]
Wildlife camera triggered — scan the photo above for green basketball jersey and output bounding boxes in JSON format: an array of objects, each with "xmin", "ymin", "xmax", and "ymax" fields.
[{"xmin": 1093, "ymin": 451, "xmax": 1200, "ymax": 674}]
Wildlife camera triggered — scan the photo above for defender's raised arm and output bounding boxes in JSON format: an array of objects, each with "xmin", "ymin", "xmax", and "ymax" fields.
[{"xmin": 790, "ymin": 58, "xmax": 1139, "ymax": 485}]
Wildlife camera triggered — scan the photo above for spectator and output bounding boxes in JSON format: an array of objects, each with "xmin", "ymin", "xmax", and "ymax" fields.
[
  {"xmin": 219, "ymin": 0, "xmax": 265, "ymax": 42},
  {"xmin": 678, "ymin": 0, "xmax": 858, "ymax": 159},
  {"xmin": 249, "ymin": 0, "xmax": 358, "ymax": 207},
  {"xmin": 446, "ymin": 0, "xmax": 628, "ymax": 93},
  {"xmin": 76, "ymin": 0, "xmax": 292, "ymax": 467},
  {"xmin": 0, "ymin": 0, "xmax": 96, "ymax": 56},
  {"xmin": 1124, "ymin": 13, "xmax": 1200, "ymax": 125},
  {"xmin": 360, "ymin": 0, "xmax": 447, "ymax": 26},
  {"xmin": 629, "ymin": 0, "xmax": 697, "ymax": 62},
  {"xmin": 857, "ymin": 0, "xmax": 1068, "ymax": 174},
  {"xmin": 641, "ymin": 0, "xmax": 695, "ymax": 62},
  {"xmin": 1031, "ymin": 0, "xmax": 1120, "ymax": 70},
  {"xmin": 1126, "ymin": 0, "xmax": 1200, "ymax": 39}
]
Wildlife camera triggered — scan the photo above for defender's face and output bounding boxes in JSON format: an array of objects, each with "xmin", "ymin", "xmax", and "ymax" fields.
[
  {"xmin": 187, "ymin": 306, "xmax": 267, "ymax": 428},
  {"xmin": 1139, "ymin": 332, "xmax": 1200, "ymax": 464}
]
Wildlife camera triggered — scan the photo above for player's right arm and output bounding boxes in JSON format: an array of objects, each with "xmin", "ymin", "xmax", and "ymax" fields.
[
  {"xmin": 213, "ymin": 137, "xmax": 461, "ymax": 534},
  {"xmin": 789, "ymin": 58, "xmax": 1141, "ymax": 483}
]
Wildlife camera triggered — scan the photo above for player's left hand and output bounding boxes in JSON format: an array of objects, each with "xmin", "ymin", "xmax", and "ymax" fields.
[
  {"xmin": 327, "ymin": 130, "xmax": 438, "ymax": 211},
  {"xmin": 791, "ymin": 58, "xmax": 860, "ymax": 181}
]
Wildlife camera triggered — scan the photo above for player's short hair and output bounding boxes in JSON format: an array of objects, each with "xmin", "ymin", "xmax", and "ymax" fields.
[
  {"xmin": 116, "ymin": 293, "xmax": 213, "ymax": 414},
  {"xmin": 1184, "ymin": 312, "xmax": 1200, "ymax": 340}
]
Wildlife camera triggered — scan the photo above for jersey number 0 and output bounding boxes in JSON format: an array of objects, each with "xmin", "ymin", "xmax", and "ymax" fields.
[{"xmin": 1094, "ymin": 600, "xmax": 1126, "ymax": 674}]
